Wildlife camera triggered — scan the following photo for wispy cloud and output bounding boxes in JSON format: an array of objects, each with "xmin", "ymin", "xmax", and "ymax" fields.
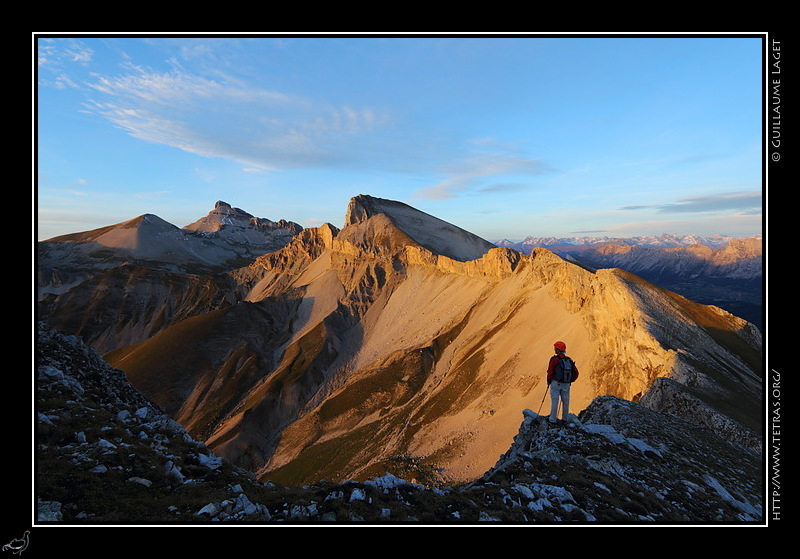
[
  {"xmin": 621, "ymin": 191, "xmax": 762, "ymax": 214},
  {"xmin": 414, "ymin": 148, "xmax": 548, "ymax": 201},
  {"xmin": 478, "ymin": 182, "xmax": 534, "ymax": 193},
  {"xmin": 81, "ymin": 62, "xmax": 390, "ymax": 171},
  {"xmin": 37, "ymin": 38, "xmax": 94, "ymax": 67},
  {"xmin": 37, "ymin": 38, "xmax": 94, "ymax": 89},
  {"xmin": 415, "ymin": 176, "xmax": 471, "ymax": 201}
]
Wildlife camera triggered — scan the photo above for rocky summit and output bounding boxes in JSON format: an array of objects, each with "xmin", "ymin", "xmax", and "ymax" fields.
[{"xmin": 36, "ymin": 324, "xmax": 761, "ymax": 524}]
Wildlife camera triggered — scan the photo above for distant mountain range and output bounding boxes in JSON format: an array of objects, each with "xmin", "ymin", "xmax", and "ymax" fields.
[
  {"xmin": 37, "ymin": 194, "xmax": 763, "ymax": 491},
  {"xmin": 495, "ymin": 233, "xmax": 759, "ymax": 251}
]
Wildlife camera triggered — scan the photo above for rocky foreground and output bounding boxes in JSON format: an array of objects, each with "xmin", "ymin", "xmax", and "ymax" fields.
[{"xmin": 35, "ymin": 324, "xmax": 763, "ymax": 524}]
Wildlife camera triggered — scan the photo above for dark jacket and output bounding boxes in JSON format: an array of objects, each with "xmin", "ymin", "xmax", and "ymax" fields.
[{"xmin": 547, "ymin": 353, "xmax": 579, "ymax": 383}]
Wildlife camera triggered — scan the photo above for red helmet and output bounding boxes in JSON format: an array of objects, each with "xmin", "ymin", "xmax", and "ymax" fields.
[{"xmin": 554, "ymin": 341, "xmax": 567, "ymax": 352}]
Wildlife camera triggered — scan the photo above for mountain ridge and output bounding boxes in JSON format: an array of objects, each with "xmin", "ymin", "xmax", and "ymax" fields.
[
  {"xmin": 91, "ymin": 196, "xmax": 761, "ymax": 486},
  {"xmin": 38, "ymin": 194, "xmax": 763, "ymax": 488},
  {"xmin": 38, "ymin": 201, "xmax": 302, "ymax": 279},
  {"xmin": 497, "ymin": 233, "xmax": 763, "ymax": 330}
]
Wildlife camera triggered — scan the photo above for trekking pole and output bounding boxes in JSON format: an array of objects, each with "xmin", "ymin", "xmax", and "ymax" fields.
[{"xmin": 536, "ymin": 383, "xmax": 548, "ymax": 415}]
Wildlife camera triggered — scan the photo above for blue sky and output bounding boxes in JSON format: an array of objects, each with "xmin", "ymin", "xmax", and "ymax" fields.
[{"xmin": 36, "ymin": 34, "xmax": 764, "ymax": 242}]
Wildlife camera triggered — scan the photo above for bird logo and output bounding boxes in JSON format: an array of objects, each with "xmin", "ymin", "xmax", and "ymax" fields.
[{"xmin": 2, "ymin": 531, "xmax": 29, "ymax": 555}]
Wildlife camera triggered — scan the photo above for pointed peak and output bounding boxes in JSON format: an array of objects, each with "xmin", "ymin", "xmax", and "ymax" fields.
[
  {"xmin": 210, "ymin": 200, "xmax": 254, "ymax": 218},
  {"xmin": 342, "ymin": 194, "xmax": 496, "ymax": 262},
  {"xmin": 345, "ymin": 194, "xmax": 393, "ymax": 226},
  {"xmin": 131, "ymin": 213, "xmax": 177, "ymax": 228},
  {"xmin": 183, "ymin": 201, "xmax": 256, "ymax": 234}
]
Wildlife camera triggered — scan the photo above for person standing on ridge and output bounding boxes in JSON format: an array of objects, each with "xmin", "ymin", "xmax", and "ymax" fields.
[{"xmin": 546, "ymin": 341, "xmax": 579, "ymax": 424}]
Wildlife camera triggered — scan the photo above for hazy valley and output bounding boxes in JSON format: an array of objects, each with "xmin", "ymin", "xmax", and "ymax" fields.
[{"xmin": 35, "ymin": 194, "xmax": 764, "ymax": 523}]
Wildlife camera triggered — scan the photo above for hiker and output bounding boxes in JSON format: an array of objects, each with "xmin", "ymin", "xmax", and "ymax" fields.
[{"xmin": 546, "ymin": 341, "xmax": 579, "ymax": 424}]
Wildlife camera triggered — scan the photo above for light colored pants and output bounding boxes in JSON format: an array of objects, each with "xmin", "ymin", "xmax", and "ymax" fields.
[{"xmin": 549, "ymin": 381, "xmax": 571, "ymax": 422}]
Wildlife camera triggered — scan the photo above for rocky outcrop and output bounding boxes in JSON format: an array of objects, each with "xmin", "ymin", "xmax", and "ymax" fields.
[
  {"xmin": 36, "ymin": 323, "xmax": 265, "ymax": 522},
  {"xmin": 479, "ymin": 399, "xmax": 762, "ymax": 522},
  {"xmin": 639, "ymin": 377, "xmax": 762, "ymax": 454}
]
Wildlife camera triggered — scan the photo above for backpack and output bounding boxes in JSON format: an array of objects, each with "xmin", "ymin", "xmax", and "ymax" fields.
[{"xmin": 554, "ymin": 356, "xmax": 576, "ymax": 383}]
